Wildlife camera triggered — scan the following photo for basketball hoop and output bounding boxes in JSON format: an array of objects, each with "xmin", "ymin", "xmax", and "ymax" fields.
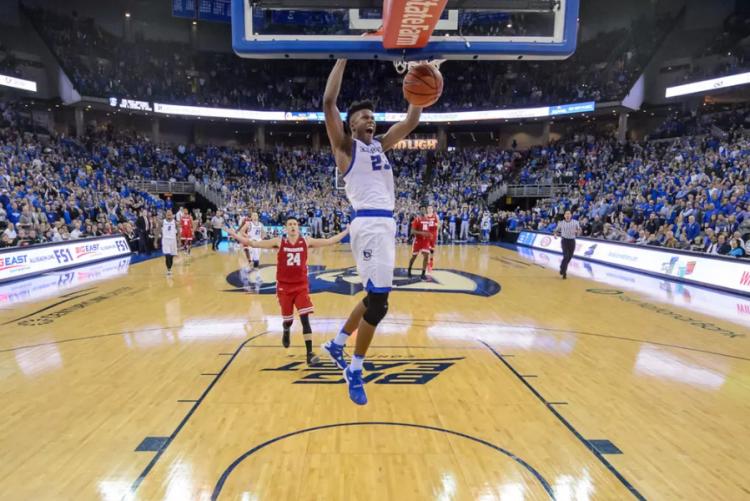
[
  {"xmin": 393, "ymin": 58, "xmax": 446, "ymax": 75},
  {"xmin": 360, "ymin": 29, "xmax": 446, "ymax": 75}
]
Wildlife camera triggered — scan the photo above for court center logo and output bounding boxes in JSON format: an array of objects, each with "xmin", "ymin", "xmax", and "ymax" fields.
[
  {"xmin": 263, "ymin": 356, "xmax": 463, "ymax": 385},
  {"xmin": 225, "ymin": 265, "xmax": 500, "ymax": 296}
]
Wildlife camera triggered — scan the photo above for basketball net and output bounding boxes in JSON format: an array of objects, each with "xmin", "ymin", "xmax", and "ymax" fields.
[
  {"xmin": 392, "ymin": 58, "xmax": 446, "ymax": 75},
  {"xmin": 361, "ymin": 28, "xmax": 446, "ymax": 75}
]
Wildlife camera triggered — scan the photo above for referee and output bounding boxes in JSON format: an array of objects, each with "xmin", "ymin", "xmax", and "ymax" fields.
[
  {"xmin": 554, "ymin": 210, "xmax": 580, "ymax": 279},
  {"xmin": 210, "ymin": 210, "xmax": 225, "ymax": 251}
]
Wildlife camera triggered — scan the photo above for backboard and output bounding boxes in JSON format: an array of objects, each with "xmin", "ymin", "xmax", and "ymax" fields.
[{"xmin": 232, "ymin": 0, "xmax": 579, "ymax": 61}]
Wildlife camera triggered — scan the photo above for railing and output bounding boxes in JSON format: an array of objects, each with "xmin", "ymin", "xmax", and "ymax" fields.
[
  {"xmin": 129, "ymin": 180, "xmax": 229, "ymax": 208},
  {"xmin": 505, "ymin": 184, "xmax": 571, "ymax": 198},
  {"xmin": 487, "ymin": 184, "xmax": 507, "ymax": 205},
  {"xmin": 710, "ymin": 124, "xmax": 728, "ymax": 139},
  {"xmin": 131, "ymin": 180, "xmax": 196, "ymax": 194},
  {"xmin": 195, "ymin": 183, "xmax": 227, "ymax": 208}
]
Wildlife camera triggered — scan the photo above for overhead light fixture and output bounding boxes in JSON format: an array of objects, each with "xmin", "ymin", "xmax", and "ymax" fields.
[{"xmin": 125, "ymin": 12, "xmax": 131, "ymax": 18}]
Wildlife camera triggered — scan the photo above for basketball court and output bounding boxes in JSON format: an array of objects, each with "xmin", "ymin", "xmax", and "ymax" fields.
[
  {"xmin": 1, "ymin": 243, "xmax": 748, "ymax": 500},
  {"xmin": 1, "ymin": 0, "xmax": 748, "ymax": 500}
]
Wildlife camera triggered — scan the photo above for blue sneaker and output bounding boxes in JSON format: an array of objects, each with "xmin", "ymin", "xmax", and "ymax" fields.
[
  {"xmin": 343, "ymin": 367, "xmax": 367, "ymax": 405},
  {"xmin": 321, "ymin": 340, "xmax": 347, "ymax": 370}
]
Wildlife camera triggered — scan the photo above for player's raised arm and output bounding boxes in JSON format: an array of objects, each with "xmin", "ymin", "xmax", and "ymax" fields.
[
  {"xmin": 378, "ymin": 104, "xmax": 423, "ymax": 152},
  {"xmin": 323, "ymin": 60, "xmax": 352, "ymax": 166},
  {"xmin": 308, "ymin": 227, "xmax": 349, "ymax": 248},
  {"xmin": 226, "ymin": 228, "xmax": 279, "ymax": 248}
]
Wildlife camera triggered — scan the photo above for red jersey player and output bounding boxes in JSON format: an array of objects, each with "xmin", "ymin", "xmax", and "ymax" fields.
[
  {"xmin": 408, "ymin": 205, "xmax": 439, "ymax": 279},
  {"xmin": 228, "ymin": 217, "xmax": 349, "ymax": 365},
  {"xmin": 425, "ymin": 205, "xmax": 440, "ymax": 272},
  {"xmin": 179, "ymin": 207, "xmax": 194, "ymax": 255}
]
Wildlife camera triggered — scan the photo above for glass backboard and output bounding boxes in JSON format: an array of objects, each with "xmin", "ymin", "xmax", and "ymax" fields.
[{"xmin": 232, "ymin": 0, "xmax": 579, "ymax": 61}]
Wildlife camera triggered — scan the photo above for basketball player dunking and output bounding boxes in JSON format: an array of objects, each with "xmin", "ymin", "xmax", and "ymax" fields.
[
  {"xmin": 227, "ymin": 218, "xmax": 349, "ymax": 365},
  {"xmin": 320, "ymin": 59, "xmax": 424, "ymax": 405}
]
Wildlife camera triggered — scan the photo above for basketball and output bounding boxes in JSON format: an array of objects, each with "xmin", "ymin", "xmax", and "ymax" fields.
[{"xmin": 403, "ymin": 63, "xmax": 444, "ymax": 107}]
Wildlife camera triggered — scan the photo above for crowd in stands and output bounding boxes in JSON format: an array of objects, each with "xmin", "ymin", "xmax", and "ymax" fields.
[
  {"xmin": 650, "ymin": 103, "xmax": 750, "ymax": 140},
  {"xmin": 1, "ymin": 74, "xmax": 749, "ymax": 261},
  {"xmin": 0, "ymin": 43, "xmax": 21, "ymax": 77},
  {"xmin": 0, "ymin": 98, "xmax": 502, "ymax": 250},
  {"xmin": 669, "ymin": 10, "xmax": 750, "ymax": 87},
  {"xmin": 699, "ymin": 10, "xmax": 750, "ymax": 60},
  {"xmin": 506, "ymin": 127, "xmax": 750, "ymax": 258},
  {"xmin": 193, "ymin": 145, "xmax": 503, "ymax": 241},
  {"xmin": 0, "ymin": 124, "xmax": 164, "ymax": 249},
  {"xmin": 24, "ymin": 6, "xmax": 671, "ymax": 112},
  {"xmin": 3, "ymin": 89, "xmax": 750, "ymax": 259}
]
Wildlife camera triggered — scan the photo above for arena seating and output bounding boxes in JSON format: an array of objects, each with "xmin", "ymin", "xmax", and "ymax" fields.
[
  {"xmin": 2, "ymin": 95, "xmax": 748, "ymax": 258},
  {"xmin": 0, "ymin": 105, "xmax": 499, "ymax": 249},
  {"xmin": 24, "ymin": 7, "xmax": 671, "ymax": 112},
  {"xmin": 504, "ymin": 126, "xmax": 750, "ymax": 258}
]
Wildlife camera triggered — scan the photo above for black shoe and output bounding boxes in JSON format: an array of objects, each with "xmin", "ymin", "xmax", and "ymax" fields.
[
  {"xmin": 421, "ymin": 273, "xmax": 427, "ymax": 280},
  {"xmin": 559, "ymin": 269, "xmax": 563, "ymax": 275},
  {"xmin": 306, "ymin": 352, "xmax": 320, "ymax": 366},
  {"xmin": 562, "ymin": 273, "xmax": 567, "ymax": 280},
  {"xmin": 282, "ymin": 329, "xmax": 290, "ymax": 348}
]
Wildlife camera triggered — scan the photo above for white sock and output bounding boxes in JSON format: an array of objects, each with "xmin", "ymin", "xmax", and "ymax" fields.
[
  {"xmin": 350, "ymin": 354, "xmax": 364, "ymax": 371},
  {"xmin": 333, "ymin": 329, "xmax": 350, "ymax": 346}
]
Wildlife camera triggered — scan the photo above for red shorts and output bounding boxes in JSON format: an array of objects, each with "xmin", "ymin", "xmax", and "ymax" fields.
[
  {"xmin": 412, "ymin": 238, "xmax": 432, "ymax": 254},
  {"xmin": 277, "ymin": 284, "xmax": 314, "ymax": 321},
  {"xmin": 181, "ymin": 230, "xmax": 193, "ymax": 240}
]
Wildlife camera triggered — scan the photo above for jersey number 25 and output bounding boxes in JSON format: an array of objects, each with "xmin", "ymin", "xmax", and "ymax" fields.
[{"xmin": 371, "ymin": 155, "xmax": 391, "ymax": 171}]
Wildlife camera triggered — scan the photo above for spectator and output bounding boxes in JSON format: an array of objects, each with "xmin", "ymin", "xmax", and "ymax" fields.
[
  {"xmin": 729, "ymin": 238, "xmax": 746, "ymax": 257},
  {"xmin": 716, "ymin": 234, "xmax": 731, "ymax": 255}
]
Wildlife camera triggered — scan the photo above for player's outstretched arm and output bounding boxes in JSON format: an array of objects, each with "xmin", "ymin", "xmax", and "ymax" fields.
[
  {"xmin": 323, "ymin": 60, "xmax": 352, "ymax": 167},
  {"xmin": 379, "ymin": 104, "xmax": 423, "ymax": 152},
  {"xmin": 308, "ymin": 227, "xmax": 349, "ymax": 248},
  {"xmin": 226, "ymin": 228, "xmax": 280, "ymax": 248}
]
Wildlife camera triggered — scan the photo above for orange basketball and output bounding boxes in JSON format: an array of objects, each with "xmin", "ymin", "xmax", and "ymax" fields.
[{"xmin": 403, "ymin": 63, "xmax": 444, "ymax": 107}]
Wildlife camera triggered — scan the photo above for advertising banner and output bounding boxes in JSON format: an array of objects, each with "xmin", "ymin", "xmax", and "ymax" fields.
[
  {"xmin": 153, "ymin": 101, "xmax": 595, "ymax": 123},
  {"xmin": 0, "ymin": 257, "xmax": 131, "ymax": 307},
  {"xmin": 518, "ymin": 231, "xmax": 750, "ymax": 296},
  {"xmin": 0, "ymin": 73, "xmax": 37, "ymax": 92},
  {"xmin": 517, "ymin": 246, "xmax": 750, "ymax": 328},
  {"xmin": 665, "ymin": 71, "xmax": 750, "ymax": 98},
  {"xmin": 0, "ymin": 236, "xmax": 131, "ymax": 283}
]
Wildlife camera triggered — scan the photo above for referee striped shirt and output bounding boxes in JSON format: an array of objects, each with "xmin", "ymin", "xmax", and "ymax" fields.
[{"xmin": 557, "ymin": 219, "xmax": 580, "ymax": 239}]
